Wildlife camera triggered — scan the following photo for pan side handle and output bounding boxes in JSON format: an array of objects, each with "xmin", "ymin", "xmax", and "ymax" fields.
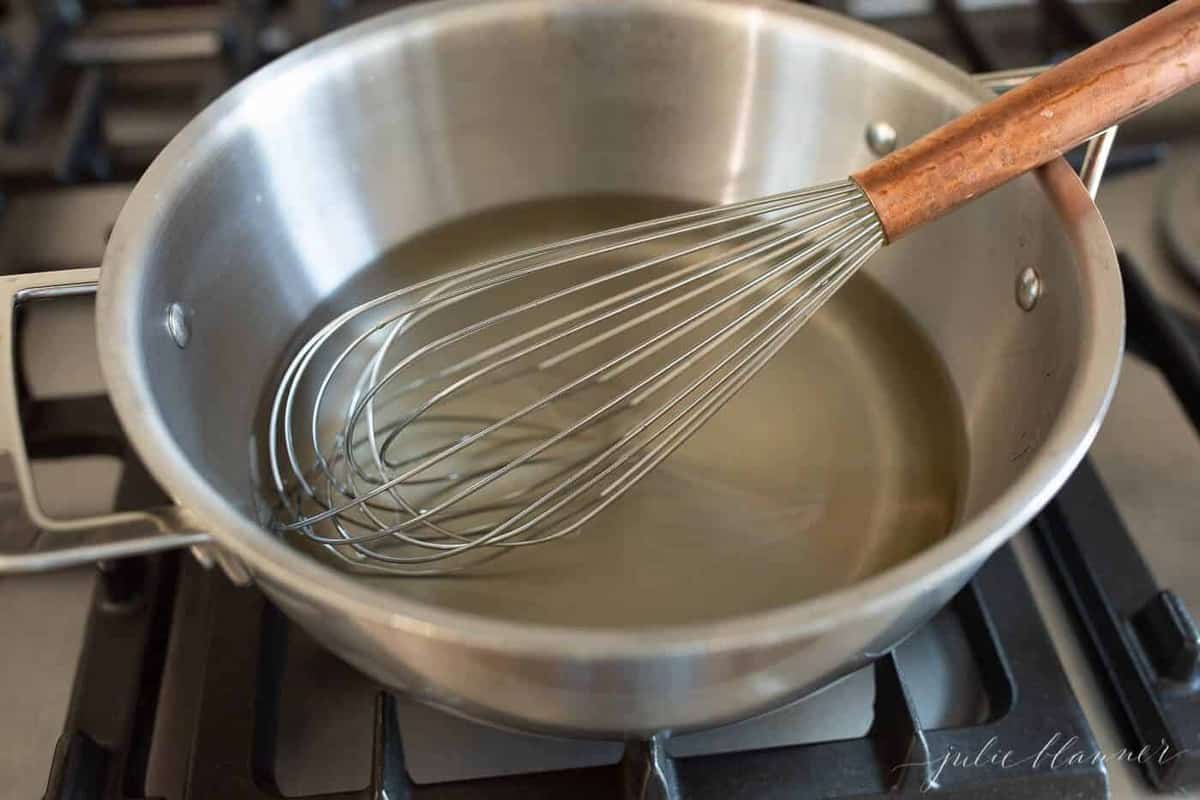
[{"xmin": 0, "ymin": 268, "xmax": 218, "ymax": 575}]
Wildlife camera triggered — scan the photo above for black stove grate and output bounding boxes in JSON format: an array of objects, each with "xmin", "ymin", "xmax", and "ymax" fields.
[
  {"xmin": 43, "ymin": 544, "xmax": 1107, "ymax": 799},
  {"xmin": 1032, "ymin": 252, "xmax": 1200, "ymax": 791}
]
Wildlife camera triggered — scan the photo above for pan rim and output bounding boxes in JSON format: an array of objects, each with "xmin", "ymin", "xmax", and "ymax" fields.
[{"xmin": 96, "ymin": 0, "xmax": 1123, "ymax": 659}]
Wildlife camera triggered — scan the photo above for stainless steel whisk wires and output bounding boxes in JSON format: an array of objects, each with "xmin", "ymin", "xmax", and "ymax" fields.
[{"xmin": 266, "ymin": 180, "xmax": 885, "ymax": 573}]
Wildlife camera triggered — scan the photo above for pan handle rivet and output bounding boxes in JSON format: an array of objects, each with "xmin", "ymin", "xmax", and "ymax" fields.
[
  {"xmin": 865, "ymin": 122, "xmax": 897, "ymax": 156},
  {"xmin": 1016, "ymin": 267, "xmax": 1041, "ymax": 311},
  {"xmin": 166, "ymin": 303, "xmax": 192, "ymax": 348}
]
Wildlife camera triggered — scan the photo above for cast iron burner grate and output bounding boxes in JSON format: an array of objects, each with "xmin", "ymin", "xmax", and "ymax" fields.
[
  {"xmin": 1032, "ymin": 252, "xmax": 1200, "ymax": 792},
  {"xmin": 41, "ymin": 539, "xmax": 1107, "ymax": 799}
]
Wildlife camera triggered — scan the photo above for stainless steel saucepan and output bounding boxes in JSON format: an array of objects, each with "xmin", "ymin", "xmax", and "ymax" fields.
[{"xmin": 0, "ymin": 0, "xmax": 1122, "ymax": 737}]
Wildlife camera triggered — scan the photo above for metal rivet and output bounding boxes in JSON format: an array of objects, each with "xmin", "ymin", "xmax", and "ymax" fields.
[
  {"xmin": 166, "ymin": 302, "xmax": 191, "ymax": 348},
  {"xmin": 1016, "ymin": 267, "xmax": 1041, "ymax": 311},
  {"xmin": 865, "ymin": 122, "xmax": 898, "ymax": 156}
]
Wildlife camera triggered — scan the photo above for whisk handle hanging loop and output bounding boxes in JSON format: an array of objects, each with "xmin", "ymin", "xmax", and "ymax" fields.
[{"xmin": 852, "ymin": 0, "xmax": 1200, "ymax": 242}]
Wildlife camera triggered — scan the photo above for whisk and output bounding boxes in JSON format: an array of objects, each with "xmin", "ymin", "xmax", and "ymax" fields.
[{"xmin": 266, "ymin": 1, "xmax": 1200, "ymax": 574}]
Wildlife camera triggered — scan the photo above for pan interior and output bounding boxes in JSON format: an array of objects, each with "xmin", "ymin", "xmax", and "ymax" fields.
[{"xmin": 258, "ymin": 193, "xmax": 968, "ymax": 628}]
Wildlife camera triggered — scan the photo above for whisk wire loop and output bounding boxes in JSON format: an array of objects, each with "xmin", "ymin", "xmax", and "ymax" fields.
[{"xmin": 266, "ymin": 180, "xmax": 885, "ymax": 574}]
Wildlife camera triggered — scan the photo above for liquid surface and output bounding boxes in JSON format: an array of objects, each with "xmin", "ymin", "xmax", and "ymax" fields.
[{"xmin": 262, "ymin": 195, "xmax": 967, "ymax": 628}]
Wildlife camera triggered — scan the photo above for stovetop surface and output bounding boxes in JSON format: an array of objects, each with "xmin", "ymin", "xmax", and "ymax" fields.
[{"xmin": 2, "ymin": 1, "xmax": 1200, "ymax": 798}]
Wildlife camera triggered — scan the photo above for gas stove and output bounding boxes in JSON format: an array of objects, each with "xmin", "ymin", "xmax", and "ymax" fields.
[{"xmin": 1, "ymin": 1, "xmax": 1199, "ymax": 798}]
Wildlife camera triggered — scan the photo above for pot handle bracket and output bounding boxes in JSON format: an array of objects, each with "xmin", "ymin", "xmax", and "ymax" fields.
[
  {"xmin": 0, "ymin": 268, "xmax": 223, "ymax": 577},
  {"xmin": 975, "ymin": 66, "xmax": 1115, "ymax": 197}
]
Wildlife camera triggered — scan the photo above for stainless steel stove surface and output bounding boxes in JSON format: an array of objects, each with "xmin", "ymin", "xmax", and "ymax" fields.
[{"xmin": 1, "ymin": 1, "xmax": 1199, "ymax": 798}]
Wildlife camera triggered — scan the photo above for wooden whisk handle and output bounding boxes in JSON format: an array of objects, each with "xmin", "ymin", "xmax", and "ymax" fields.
[{"xmin": 852, "ymin": 0, "xmax": 1200, "ymax": 242}]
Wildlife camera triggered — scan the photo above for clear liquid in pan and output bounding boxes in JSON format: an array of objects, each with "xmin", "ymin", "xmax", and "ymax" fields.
[{"xmin": 264, "ymin": 195, "xmax": 968, "ymax": 628}]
